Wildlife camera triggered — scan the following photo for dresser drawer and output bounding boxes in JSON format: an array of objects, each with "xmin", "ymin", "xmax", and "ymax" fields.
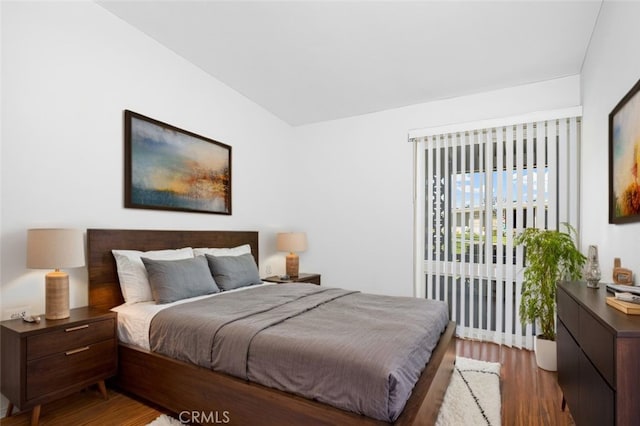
[
  {"xmin": 26, "ymin": 338, "xmax": 116, "ymax": 400},
  {"xmin": 557, "ymin": 286, "xmax": 580, "ymax": 340},
  {"xmin": 579, "ymin": 347, "xmax": 614, "ymax": 426},
  {"xmin": 557, "ymin": 320, "xmax": 581, "ymax": 416},
  {"xmin": 579, "ymin": 307, "xmax": 614, "ymax": 387},
  {"xmin": 27, "ymin": 318, "xmax": 114, "ymax": 360}
]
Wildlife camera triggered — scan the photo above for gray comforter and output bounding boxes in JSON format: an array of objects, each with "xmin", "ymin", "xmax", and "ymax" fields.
[{"xmin": 149, "ymin": 284, "xmax": 449, "ymax": 422}]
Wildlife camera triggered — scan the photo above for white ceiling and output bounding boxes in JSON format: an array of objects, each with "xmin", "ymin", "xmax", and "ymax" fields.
[{"xmin": 98, "ymin": 1, "xmax": 602, "ymax": 126}]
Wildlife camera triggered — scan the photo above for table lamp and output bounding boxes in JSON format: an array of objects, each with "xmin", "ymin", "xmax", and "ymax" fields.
[
  {"xmin": 276, "ymin": 232, "xmax": 307, "ymax": 279},
  {"xmin": 27, "ymin": 229, "xmax": 85, "ymax": 320}
]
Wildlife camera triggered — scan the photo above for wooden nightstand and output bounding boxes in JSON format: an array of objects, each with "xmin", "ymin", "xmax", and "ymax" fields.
[
  {"xmin": 1, "ymin": 307, "xmax": 117, "ymax": 425},
  {"xmin": 263, "ymin": 273, "xmax": 321, "ymax": 285}
]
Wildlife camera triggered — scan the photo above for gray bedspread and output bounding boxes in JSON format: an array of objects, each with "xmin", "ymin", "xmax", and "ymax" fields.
[{"xmin": 149, "ymin": 284, "xmax": 449, "ymax": 422}]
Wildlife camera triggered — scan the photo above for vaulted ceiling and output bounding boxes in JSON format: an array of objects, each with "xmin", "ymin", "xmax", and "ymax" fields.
[{"xmin": 99, "ymin": 1, "xmax": 602, "ymax": 126}]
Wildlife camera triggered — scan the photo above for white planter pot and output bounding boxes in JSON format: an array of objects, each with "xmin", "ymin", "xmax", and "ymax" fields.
[{"xmin": 535, "ymin": 336, "xmax": 557, "ymax": 371}]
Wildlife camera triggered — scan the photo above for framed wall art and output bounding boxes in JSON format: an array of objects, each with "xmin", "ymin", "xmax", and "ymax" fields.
[
  {"xmin": 124, "ymin": 110, "xmax": 232, "ymax": 215},
  {"xmin": 609, "ymin": 78, "xmax": 640, "ymax": 224}
]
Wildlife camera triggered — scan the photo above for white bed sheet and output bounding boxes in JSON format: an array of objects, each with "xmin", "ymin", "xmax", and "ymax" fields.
[{"xmin": 111, "ymin": 282, "xmax": 274, "ymax": 350}]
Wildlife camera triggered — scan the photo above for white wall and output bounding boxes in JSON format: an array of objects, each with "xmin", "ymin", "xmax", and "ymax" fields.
[
  {"xmin": 581, "ymin": 1, "xmax": 640, "ymax": 282},
  {"xmin": 0, "ymin": 1, "xmax": 591, "ymax": 315},
  {"xmin": 292, "ymin": 76, "xmax": 582, "ymax": 297},
  {"xmin": 0, "ymin": 1, "xmax": 295, "ymax": 320}
]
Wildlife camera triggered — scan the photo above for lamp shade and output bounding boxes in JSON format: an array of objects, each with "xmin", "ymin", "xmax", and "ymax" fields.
[
  {"xmin": 27, "ymin": 229, "xmax": 85, "ymax": 269},
  {"xmin": 276, "ymin": 232, "xmax": 307, "ymax": 253}
]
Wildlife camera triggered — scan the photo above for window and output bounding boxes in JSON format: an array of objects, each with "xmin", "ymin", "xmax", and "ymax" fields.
[{"xmin": 412, "ymin": 113, "xmax": 580, "ymax": 349}]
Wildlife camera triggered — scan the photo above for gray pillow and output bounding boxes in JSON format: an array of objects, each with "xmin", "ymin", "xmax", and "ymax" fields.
[
  {"xmin": 205, "ymin": 253, "xmax": 261, "ymax": 291},
  {"xmin": 142, "ymin": 256, "xmax": 219, "ymax": 304}
]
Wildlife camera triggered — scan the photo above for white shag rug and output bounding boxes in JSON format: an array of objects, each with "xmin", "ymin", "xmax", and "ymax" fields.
[
  {"xmin": 147, "ymin": 356, "xmax": 501, "ymax": 426},
  {"xmin": 436, "ymin": 356, "xmax": 502, "ymax": 426},
  {"xmin": 147, "ymin": 414, "xmax": 183, "ymax": 426}
]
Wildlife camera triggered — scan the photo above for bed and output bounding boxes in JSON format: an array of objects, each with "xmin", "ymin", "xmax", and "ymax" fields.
[{"xmin": 87, "ymin": 229, "xmax": 456, "ymax": 425}]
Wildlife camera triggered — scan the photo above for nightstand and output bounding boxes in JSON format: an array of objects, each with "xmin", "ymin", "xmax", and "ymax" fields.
[
  {"xmin": 263, "ymin": 273, "xmax": 321, "ymax": 285},
  {"xmin": 1, "ymin": 307, "xmax": 117, "ymax": 425}
]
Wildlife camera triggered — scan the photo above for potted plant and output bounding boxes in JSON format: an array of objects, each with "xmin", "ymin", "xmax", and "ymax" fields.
[{"xmin": 515, "ymin": 224, "xmax": 586, "ymax": 371}]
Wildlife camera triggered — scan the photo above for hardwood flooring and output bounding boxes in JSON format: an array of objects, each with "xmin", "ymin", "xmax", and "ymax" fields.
[
  {"xmin": 0, "ymin": 386, "xmax": 164, "ymax": 426},
  {"xmin": 456, "ymin": 338, "xmax": 575, "ymax": 426},
  {"xmin": 1, "ymin": 339, "xmax": 574, "ymax": 425}
]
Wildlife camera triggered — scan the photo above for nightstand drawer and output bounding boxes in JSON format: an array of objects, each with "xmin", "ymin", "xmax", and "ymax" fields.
[
  {"xmin": 27, "ymin": 318, "xmax": 115, "ymax": 360},
  {"xmin": 26, "ymin": 338, "xmax": 116, "ymax": 400}
]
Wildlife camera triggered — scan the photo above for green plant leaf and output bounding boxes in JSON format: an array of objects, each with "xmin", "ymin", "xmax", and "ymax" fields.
[{"xmin": 515, "ymin": 223, "xmax": 586, "ymax": 341}]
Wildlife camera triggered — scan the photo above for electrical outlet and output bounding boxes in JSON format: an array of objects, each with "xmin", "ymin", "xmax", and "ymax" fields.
[
  {"xmin": 7, "ymin": 306, "xmax": 29, "ymax": 320},
  {"xmin": 266, "ymin": 264, "xmax": 272, "ymax": 275}
]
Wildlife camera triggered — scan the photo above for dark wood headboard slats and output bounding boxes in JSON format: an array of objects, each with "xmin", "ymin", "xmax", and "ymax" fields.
[{"xmin": 87, "ymin": 229, "xmax": 259, "ymax": 311}]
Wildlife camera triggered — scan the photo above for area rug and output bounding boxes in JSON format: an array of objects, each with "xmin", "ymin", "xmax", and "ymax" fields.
[
  {"xmin": 147, "ymin": 356, "xmax": 501, "ymax": 426},
  {"xmin": 436, "ymin": 356, "xmax": 502, "ymax": 426},
  {"xmin": 147, "ymin": 414, "xmax": 183, "ymax": 426}
]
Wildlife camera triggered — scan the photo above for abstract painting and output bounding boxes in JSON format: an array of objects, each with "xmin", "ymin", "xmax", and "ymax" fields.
[
  {"xmin": 125, "ymin": 110, "xmax": 231, "ymax": 215},
  {"xmin": 610, "ymin": 79, "xmax": 640, "ymax": 224}
]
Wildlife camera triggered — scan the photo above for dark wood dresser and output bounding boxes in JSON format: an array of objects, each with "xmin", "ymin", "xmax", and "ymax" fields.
[{"xmin": 557, "ymin": 281, "xmax": 640, "ymax": 425}]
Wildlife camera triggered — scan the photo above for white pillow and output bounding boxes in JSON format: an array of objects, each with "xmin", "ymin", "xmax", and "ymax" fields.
[
  {"xmin": 112, "ymin": 247, "xmax": 194, "ymax": 304},
  {"xmin": 193, "ymin": 244, "xmax": 251, "ymax": 257}
]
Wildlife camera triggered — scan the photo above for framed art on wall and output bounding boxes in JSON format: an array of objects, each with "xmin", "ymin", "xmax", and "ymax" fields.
[
  {"xmin": 124, "ymin": 110, "xmax": 232, "ymax": 215},
  {"xmin": 609, "ymin": 78, "xmax": 640, "ymax": 224}
]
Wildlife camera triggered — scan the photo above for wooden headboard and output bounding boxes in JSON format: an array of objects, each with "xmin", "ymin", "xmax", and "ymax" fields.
[{"xmin": 87, "ymin": 229, "xmax": 259, "ymax": 311}]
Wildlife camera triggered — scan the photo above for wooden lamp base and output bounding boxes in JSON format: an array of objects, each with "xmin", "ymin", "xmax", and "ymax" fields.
[
  {"xmin": 285, "ymin": 252, "xmax": 300, "ymax": 278},
  {"xmin": 45, "ymin": 270, "xmax": 70, "ymax": 320}
]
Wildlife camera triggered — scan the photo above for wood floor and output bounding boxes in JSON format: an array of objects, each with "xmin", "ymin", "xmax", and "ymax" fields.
[
  {"xmin": 456, "ymin": 339, "xmax": 574, "ymax": 426},
  {"xmin": 1, "ymin": 339, "xmax": 574, "ymax": 425},
  {"xmin": 0, "ymin": 386, "xmax": 164, "ymax": 426}
]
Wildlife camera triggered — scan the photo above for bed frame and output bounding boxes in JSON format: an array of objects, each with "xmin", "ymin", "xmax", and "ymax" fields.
[{"xmin": 87, "ymin": 228, "xmax": 456, "ymax": 425}]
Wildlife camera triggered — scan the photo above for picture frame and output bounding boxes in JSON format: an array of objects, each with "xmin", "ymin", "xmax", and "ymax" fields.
[
  {"xmin": 124, "ymin": 110, "xmax": 232, "ymax": 215},
  {"xmin": 609, "ymin": 78, "xmax": 640, "ymax": 224}
]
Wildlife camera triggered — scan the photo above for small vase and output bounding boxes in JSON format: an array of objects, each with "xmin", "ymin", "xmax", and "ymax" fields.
[{"xmin": 584, "ymin": 245, "xmax": 601, "ymax": 288}]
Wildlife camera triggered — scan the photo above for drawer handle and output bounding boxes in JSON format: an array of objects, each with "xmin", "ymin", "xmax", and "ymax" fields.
[
  {"xmin": 65, "ymin": 324, "xmax": 89, "ymax": 332},
  {"xmin": 65, "ymin": 346, "xmax": 90, "ymax": 356}
]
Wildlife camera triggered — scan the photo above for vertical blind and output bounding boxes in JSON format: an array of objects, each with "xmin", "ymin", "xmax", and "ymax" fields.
[{"xmin": 412, "ymin": 115, "xmax": 580, "ymax": 349}]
